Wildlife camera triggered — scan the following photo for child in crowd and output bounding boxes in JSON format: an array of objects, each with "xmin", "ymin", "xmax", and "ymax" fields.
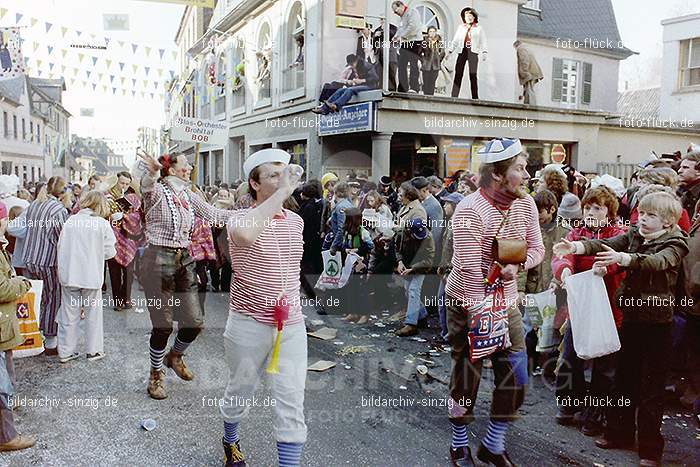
[
  {"xmin": 553, "ymin": 191, "xmax": 689, "ymax": 466},
  {"xmin": 551, "ymin": 186, "xmax": 627, "ymax": 436},
  {"xmin": 332, "ymin": 207, "xmax": 373, "ymax": 324},
  {"xmin": 518, "ymin": 189, "xmax": 570, "ymax": 376},
  {"xmin": 56, "ymin": 191, "xmax": 116, "ymax": 363}
]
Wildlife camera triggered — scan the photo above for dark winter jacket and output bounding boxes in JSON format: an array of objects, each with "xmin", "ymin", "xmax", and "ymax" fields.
[{"xmin": 581, "ymin": 226, "xmax": 689, "ymax": 324}]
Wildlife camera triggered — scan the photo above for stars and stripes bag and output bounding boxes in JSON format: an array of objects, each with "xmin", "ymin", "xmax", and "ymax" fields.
[{"xmin": 466, "ymin": 279, "xmax": 511, "ymax": 362}]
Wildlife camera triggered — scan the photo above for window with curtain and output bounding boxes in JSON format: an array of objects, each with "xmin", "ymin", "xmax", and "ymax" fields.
[
  {"xmin": 231, "ymin": 38, "xmax": 246, "ymax": 111},
  {"xmin": 215, "ymin": 53, "xmax": 226, "ymax": 115},
  {"xmin": 256, "ymin": 21, "xmax": 273, "ymax": 103},
  {"xmin": 679, "ymin": 38, "xmax": 700, "ymax": 88},
  {"xmin": 282, "ymin": 1, "xmax": 305, "ymax": 96}
]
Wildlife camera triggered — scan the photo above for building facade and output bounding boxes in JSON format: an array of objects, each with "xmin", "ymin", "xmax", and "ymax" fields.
[
  {"xmin": 660, "ymin": 13, "xmax": 700, "ymax": 123},
  {"xmin": 28, "ymin": 78, "xmax": 74, "ymax": 181},
  {"xmin": 0, "ymin": 77, "xmax": 47, "ymax": 183},
  {"xmin": 167, "ymin": 0, "xmax": 699, "ymax": 184}
]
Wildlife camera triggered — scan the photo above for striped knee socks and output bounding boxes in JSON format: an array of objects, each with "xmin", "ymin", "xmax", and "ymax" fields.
[
  {"xmin": 149, "ymin": 346, "xmax": 167, "ymax": 370},
  {"xmin": 277, "ymin": 441, "xmax": 303, "ymax": 467},
  {"xmin": 172, "ymin": 337, "xmax": 191, "ymax": 354},
  {"xmin": 223, "ymin": 421, "xmax": 239, "ymax": 444},
  {"xmin": 450, "ymin": 420, "xmax": 469, "ymax": 449},
  {"xmin": 482, "ymin": 420, "xmax": 508, "ymax": 454}
]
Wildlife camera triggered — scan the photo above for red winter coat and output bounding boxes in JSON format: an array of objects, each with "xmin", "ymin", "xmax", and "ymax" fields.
[{"xmin": 551, "ymin": 223, "xmax": 627, "ymax": 328}]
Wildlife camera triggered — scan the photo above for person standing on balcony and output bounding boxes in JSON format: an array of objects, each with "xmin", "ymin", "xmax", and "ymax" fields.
[
  {"xmin": 372, "ymin": 21, "xmax": 399, "ymax": 92},
  {"xmin": 514, "ymin": 40, "xmax": 543, "ymax": 105},
  {"xmin": 448, "ymin": 7, "xmax": 488, "ymax": 99},
  {"xmin": 356, "ymin": 26, "xmax": 375, "ymax": 64},
  {"xmin": 421, "ymin": 26, "xmax": 445, "ymax": 95},
  {"xmin": 391, "ymin": 1, "xmax": 423, "ymax": 93}
]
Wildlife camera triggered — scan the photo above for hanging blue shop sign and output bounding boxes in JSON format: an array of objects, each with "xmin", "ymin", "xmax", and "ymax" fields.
[{"xmin": 317, "ymin": 102, "xmax": 376, "ymax": 136}]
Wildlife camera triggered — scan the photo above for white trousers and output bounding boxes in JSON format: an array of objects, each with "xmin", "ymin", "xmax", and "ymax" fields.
[
  {"xmin": 57, "ymin": 287, "xmax": 103, "ymax": 357},
  {"xmin": 220, "ymin": 312, "xmax": 308, "ymax": 444}
]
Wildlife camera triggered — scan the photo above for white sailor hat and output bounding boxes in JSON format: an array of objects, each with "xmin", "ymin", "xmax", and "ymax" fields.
[
  {"xmin": 243, "ymin": 148, "xmax": 291, "ymax": 179},
  {"xmin": 478, "ymin": 138, "xmax": 523, "ymax": 164}
]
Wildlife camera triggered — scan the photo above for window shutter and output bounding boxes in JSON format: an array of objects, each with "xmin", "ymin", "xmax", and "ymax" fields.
[
  {"xmin": 582, "ymin": 62, "xmax": 592, "ymax": 105},
  {"xmin": 551, "ymin": 58, "xmax": 564, "ymax": 102}
]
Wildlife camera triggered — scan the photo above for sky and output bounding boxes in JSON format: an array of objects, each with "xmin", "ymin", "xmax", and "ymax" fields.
[
  {"xmin": 0, "ymin": 0, "xmax": 184, "ymax": 165},
  {"xmin": 613, "ymin": 0, "xmax": 700, "ymax": 90}
]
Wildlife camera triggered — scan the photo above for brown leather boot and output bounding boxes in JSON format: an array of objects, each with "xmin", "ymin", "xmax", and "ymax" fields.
[
  {"xmin": 0, "ymin": 434, "xmax": 36, "ymax": 452},
  {"xmin": 165, "ymin": 350, "xmax": 194, "ymax": 381},
  {"xmin": 147, "ymin": 368, "xmax": 168, "ymax": 400},
  {"xmin": 395, "ymin": 324, "xmax": 419, "ymax": 337}
]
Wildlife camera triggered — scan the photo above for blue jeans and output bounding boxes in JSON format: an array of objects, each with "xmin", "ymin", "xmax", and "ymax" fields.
[
  {"xmin": 0, "ymin": 350, "xmax": 17, "ymax": 444},
  {"xmin": 403, "ymin": 274, "xmax": 427, "ymax": 326},
  {"xmin": 327, "ymin": 85, "xmax": 370, "ymax": 110}
]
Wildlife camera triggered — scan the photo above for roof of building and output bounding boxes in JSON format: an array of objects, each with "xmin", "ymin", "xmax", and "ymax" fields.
[
  {"xmin": 616, "ymin": 87, "xmax": 660, "ymax": 120},
  {"xmin": 70, "ymin": 135, "xmax": 128, "ymax": 174},
  {"xmin": 518, "ymin": 0, "xmax": 635, "ymax": 59},
  {"xmin": 0, "ymin": 76, "xmax": 25, "ymax": 106},
  {"xmin": 27, "ymin": 77, "xmax": 71, "ymax": 118},
  {"xmin": 28, "ymin": 77, "xmax": 66, "ymax": 102}
]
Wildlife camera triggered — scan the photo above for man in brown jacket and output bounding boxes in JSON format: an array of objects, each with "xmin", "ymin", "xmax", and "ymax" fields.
[{"xmin": 514, "ymin": 40, "xmax": 543, "ymax": 105}]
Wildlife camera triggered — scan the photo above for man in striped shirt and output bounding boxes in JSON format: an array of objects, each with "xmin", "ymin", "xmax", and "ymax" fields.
[
  {"xmin": 21, "ymin": 176, "xmax": 69, "ymax": 355},
  {"xmin": 445, "ymin": 138, "xmax": 544, "ymax": 466},
  {"xmin": 137, "ymin": 151, "xmax": 236, "ymax": 401},
  {"xmin": 220, "ymin": 149, "xmax": 306, "ymax": 467}
]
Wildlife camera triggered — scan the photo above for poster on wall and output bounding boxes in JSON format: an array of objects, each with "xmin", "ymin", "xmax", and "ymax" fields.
[
  {"xmin": 0, "ymin": 28, "xmax": 26, "ymax": 81},
  {"xmin": 335, "ymin": 0, "xmax": 367, "ymax": 29},
  {"xmin": 444, "ymin": 141, "xmax": 472, "ymax": 177}
]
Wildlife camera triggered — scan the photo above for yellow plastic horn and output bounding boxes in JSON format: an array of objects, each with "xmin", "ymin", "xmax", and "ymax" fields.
[{"xmin": 266, "ymin": 329, "xmax": 282, "ymax": 374}]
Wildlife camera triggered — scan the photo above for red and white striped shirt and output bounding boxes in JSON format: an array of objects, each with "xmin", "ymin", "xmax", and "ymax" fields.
[
  {"xmin": 446, "ymin": 190, "xmax": 544, "ymax": 308},
  {"xmin": 227, "ymin": 208, "xmax": 304, "ymax": 326},
  {"xmin": 141, "ymin": 175, "xmax": 233, "ymax": 248}
]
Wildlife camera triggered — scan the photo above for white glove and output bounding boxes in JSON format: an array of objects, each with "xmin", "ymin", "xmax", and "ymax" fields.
[{"xmin": 111, "ymin": 212, "xmax": 124, "ymax": 222}]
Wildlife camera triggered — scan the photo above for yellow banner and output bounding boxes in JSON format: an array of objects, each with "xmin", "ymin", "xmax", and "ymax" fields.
[
  {"xmin": 336, "ymin": 15, "xmax": 366, "ymax": 29},
  {"xmin": 135, "ymin": 0, "xmax": 216, "ymax": 8}
]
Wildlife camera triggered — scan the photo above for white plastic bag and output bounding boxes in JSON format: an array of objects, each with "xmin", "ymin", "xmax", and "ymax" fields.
[
  {"xmin": 527, "ymin": 289, "xmax": 558, "ymax": 352},
  {"xmin": 314, "ymin": 250, "xmax": 358, "ymax": 291},
  {"xmin": 564, "ymin": 270, "xmax": 620, "ymax": 359}
]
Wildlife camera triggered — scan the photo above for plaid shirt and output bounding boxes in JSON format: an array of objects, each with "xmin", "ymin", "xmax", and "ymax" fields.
[{"xmin": 141, "ymin": 174, "xmax": 234, "ymax": 248}]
